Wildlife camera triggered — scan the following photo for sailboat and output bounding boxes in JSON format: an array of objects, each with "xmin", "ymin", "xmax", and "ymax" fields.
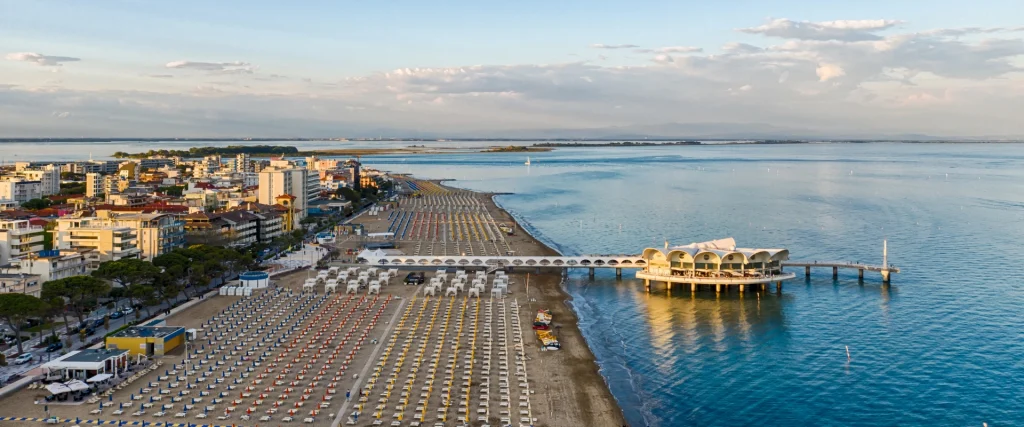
[{"xmin": 525, "ymin": 157, "xmax": 531, "ymax": 166}]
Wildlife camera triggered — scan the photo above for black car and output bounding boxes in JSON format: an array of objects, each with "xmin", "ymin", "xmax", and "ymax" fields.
[
  {"xmin": 92, "ymin": 318, "xmax": 105, "ymax": 328},
  {"xmin": 110, "ymin": 311, "xmax": 124, "ymax": 319},
  {"xmin": 404, "ymin": 272, "xmax": 425, "ymax": 285},
  {"xmin": 45, "ymin": 342, "xmax": 63, "ymax": 352}
]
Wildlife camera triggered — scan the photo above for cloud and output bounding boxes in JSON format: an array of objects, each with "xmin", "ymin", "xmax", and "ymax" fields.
[
  {"xmin": 51, "ymin": 111, "xmax": 71, "ymax": 119},
  {"xmin": 165, "ymin": 60, "xmax": 255, "ymax": 73},
  {"xmin": 652, "ymin": 54, "xmax": 674, "ymax": 64},
  {"xmin": 816, "ymin": 63, "xmax": 846, "ymax": 81},
  {"xmin": 590, "ymin": 43, "xmax": 640, "ymax": 49},
  {"xmin": 739, "ymin": 18, "xmax": 903, "ymax": 41},
  {"xmin": 636, "ymin": 46, "xmax": 703, "ymax": 54},
  {"xmin": 4, "ymin": 18, "xmax": 1024, "ymax": 138},
  {"xmin": 145, "ymin": 74, "xmax": 174, "ymax": 79},
  {"xmin": 722, "ymin": 43, "xmax": 764, "ymax": 54},
  {"xmin": 6, "ymin": 52, "xmax": 81, "ymax": 67}
]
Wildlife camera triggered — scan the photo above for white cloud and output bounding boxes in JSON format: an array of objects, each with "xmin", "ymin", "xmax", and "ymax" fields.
[
  {"xmin": 6, "ymin": 52, "xmax": 80, "ymax": 67},
  {"xmin": 590, "ymin": 43, "xmax": 640, "ymax": 49},
  {"xmin": 51, "ymin": 111, "xmax": 71, "ymax": 119},
  {"xmin": 4, "ymin": 18, "xmax": 1024, "ymax": 138},
  {"xmin": 652, "ymin": 54, "xmax": 674, "ymax": 64},
  {"xmin": 816, "ymin": 63, "xmax": 846, "ymax": 81},
  {"xmin": 166, "ymin": 60, "xmax": 255, "ymax": 73},
  {"xmin": 739, "ymin": 18, "xmax": 903, "ymax": 41},
  {"xmin": 636, "ymin": 46, "xmax": 703, "ymax": 54}
]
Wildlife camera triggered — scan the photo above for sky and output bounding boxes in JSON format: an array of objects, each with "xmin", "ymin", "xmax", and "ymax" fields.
[{"xmin": 2, "ymin": 0, "xmax": 1024, "ymax": 138}]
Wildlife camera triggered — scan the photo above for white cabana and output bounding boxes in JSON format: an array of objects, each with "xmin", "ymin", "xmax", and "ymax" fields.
[
  {"xmin": 66, "ymin": 380, "xmax": 90, "ymax": 392},
  {"xmin": 86, "ymin": 373, "xmax": 113, "ymax": 383},
  {"xmin": 46, "ymin": 383, "xmax": 72, "ymax": 395}
]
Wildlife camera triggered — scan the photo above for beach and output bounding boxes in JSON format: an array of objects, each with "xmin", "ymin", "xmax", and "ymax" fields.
[
  {"xmin": 0, "ymin": 178, "xmax": 625, "ymax": 427},
  {"xmin": 345, "ymin": 179, "xmax": 626, "ymax": 426}
]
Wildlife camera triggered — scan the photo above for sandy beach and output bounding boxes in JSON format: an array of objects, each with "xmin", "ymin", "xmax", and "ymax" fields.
[{"xmin": 0, "ymin": 178, "xmax": 625, "ymax": 427}]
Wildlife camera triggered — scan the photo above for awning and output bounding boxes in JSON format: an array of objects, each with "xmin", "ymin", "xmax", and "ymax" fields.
[
  {"xmin": 86, "ymin": 373, "xmax": 112, "ymax": 383},
  {"xmin": 45, "ymin": 383, "xmax": 72, "ymax": 395},
  {"xmin": 65, "ymin": 380, "xmax": 90, "ymax": 392}
]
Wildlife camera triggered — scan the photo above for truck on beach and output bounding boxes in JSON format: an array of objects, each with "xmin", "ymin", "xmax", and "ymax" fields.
[
  {"xmin": 533, "ymin": 309, "xmax": 552, "ymax": 330},
  {"xmin": 498, "ymin": 223, "xmax": 514, "ymax": 236}
]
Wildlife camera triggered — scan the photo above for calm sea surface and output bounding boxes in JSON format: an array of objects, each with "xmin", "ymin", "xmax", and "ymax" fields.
[
  {"xmin": 8, "ymin": 141, "xmax": 1023, "ymax": 426},
  {"xmin": 358, "ymin": 144, "xmax": 1024, "ymax": 427}
]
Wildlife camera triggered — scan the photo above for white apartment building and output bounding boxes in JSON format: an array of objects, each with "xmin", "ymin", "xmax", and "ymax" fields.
[
  {"xmin": 93, "ymin": 211, "xmax": 186, "ymax": 261},
  {"xmin": 13, "ymin": 165, "xmax": 61, "ymax": 196},
  {"xmin": 0, "ymin": 178, "xmax": 43, "ymax": 203},
  {"xmin": 53, "ymin": 218, "xmax": 141, "ymax": 269},
  {"xmin": 0, "ymin": 220, "xmax": 46, "ymax": 265},
  {"xmin": 13, "ymin": 250, "xmax": 89, "ymax": 282},
  {"xmin": 85, "ymin": 173, "xmax": 104, "ymax": 197},
  {"xmin": 258, "ymin": 166, "xmax": 317, "ymax": 228},
  {"xmin": 0, "ymin": 274, "xmax": 42, "ymax": 298}
]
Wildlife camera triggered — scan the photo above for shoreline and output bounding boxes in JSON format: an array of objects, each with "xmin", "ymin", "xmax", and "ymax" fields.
[{"xmin": 432, "ymin": 179, "xmax": 628, "ymax": 426}]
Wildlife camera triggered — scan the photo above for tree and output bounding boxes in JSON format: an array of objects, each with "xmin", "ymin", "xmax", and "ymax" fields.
[
  {"xmin": 338, "ymin": 187, "xmax": 360, "ymax": 204},
  {"xmin": 21, "ymin": 198, "xmax": 52, "ymax": 210},
  {"xmin": 92, "ymin": 259, "xmax": 159, "ymax": 312},
  {"xmin": 0, "ymin": 294, "xmax": 48, "ymax": 355},
  {"xmin": 42, "ymin": 276, "xmax": 111, "ymax": 326}
]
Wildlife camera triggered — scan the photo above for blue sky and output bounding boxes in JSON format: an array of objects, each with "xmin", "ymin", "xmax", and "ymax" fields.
[{"xmin": 2, "ymin": 0, "xmax": 1024, "ymax": 138}]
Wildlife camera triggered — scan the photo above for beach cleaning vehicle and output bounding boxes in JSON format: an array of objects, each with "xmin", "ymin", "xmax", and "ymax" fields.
[
  {"xmin": 537, "ymin": 329, "xmax": 560, "ymax": 350},
  {"xmin": 533, "ymin": 309, "xmax": 552, "ymax": 330}
]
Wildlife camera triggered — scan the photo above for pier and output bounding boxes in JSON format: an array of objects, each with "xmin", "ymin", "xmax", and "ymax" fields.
[
  {"xmin": 783, "ymin": 261, "xmax": 900, "ymax": 283},
  {"xmin": 357, "ymin": 238, "xmax": 899, "ymax": 292}
]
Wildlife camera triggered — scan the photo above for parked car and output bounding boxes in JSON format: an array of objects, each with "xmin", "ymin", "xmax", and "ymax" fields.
[
  {"xmin": 404, "ymin": 272, "xmax": 425, "ymax": 285},
  {"xmin": 84, "ymin": 326, "xmax": 97, "ymax": 336},
  {"xmin": 121, "ymin": 307, "xmax": 134, "ymax": 315},
  {"xmin": 13, "ymin": 353, "xmax": 33, "ymax": 365},
  {"xmin": 92, "ymin": 318, "xmax": 105, "ymax": 328},
  {"xmin": 109, "ymin": 311, "xmax": 124, "ymax": 320},
  {"xmin": 45, "ymin": 342, "xmax": 63, "ymax": 353}
]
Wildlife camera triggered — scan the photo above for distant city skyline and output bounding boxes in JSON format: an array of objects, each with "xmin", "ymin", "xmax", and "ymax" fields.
[{"xmin": 2, "ymin": 0, "xmax": 1024, "ymax": 138}]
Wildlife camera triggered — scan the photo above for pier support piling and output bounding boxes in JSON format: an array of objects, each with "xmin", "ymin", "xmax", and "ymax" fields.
[
  {"xmin": 644, "ymin": 279, "xmax": 650, "ymax": 292},
  {"xmin": 715, "ymin": 284, "xmax": 721, "ymax": 294},
  {"xmin": 739, "ymin": 284, "xmax": 745, "ymax": 293},
  {"xmin": 832, "ymin": 266, "xmax": 838, "ymax": 280},
  {"xmin": 691, "ymin": 283, "xmax": 696, "ymax": 292},
  {"xmin": 588, "ymin": 268, "xmax": 595, "ymax": 278},
  {"xmin": 858, "ymin": 269, "xmax": 864, "ymax": 280},
  {"xmin": 776, "ymin": 281, "xmax": 782, "ymax": 293},
  {"xmin": 615, "ymin": 268, "xmax": 622, "ymax": 279},
  {"xmin": 805, "ymin": 266, "xmax": 811, "ymax": 277}
]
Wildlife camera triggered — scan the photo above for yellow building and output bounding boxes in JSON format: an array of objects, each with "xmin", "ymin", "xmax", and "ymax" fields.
[{"xmin": 105, "ymin": 325, "xmax": 185, "ymax": 356}]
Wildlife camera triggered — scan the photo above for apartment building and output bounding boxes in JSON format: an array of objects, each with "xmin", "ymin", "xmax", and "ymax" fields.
[
  {"xmin": 0, "ymin": 274, "xmax": 42, "ymax": 298},
  {"xmin": 0, "ymin": 219, "xmax": 46, "ymax": 265},
  {"xmin": 12, "ymin": 249, "xmax": 89, "ymax": 282},
  {"xmin": 53, "ymin": 218, "xmax": 141, "ymax": 269},
  {"xmin": 94, "ymin": 211, "xmax": 185, "ymax": 260}
]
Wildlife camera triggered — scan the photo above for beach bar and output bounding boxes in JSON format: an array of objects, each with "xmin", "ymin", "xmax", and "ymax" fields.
[
  {"xmin": 636, "ymin": 238, "xmax": 796, "ymax": 292},
  {"xmin": 41, "ymin": 349, "xmax": 130, "ymax": 381}
]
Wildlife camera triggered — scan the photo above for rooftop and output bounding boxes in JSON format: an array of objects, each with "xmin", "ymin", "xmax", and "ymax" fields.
[
  {"xmin": 61, "ymin": 348, "xmax": 129, "ymax": 363},
  {"xmin": 111, "ymin": 325, "xmax": 184, "ymax": 339}
]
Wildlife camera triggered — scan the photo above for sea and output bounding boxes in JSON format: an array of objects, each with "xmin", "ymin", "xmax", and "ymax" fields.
[{"xmin": 7, "ymin": 141, "xmax": 1023, "ymax": 426}]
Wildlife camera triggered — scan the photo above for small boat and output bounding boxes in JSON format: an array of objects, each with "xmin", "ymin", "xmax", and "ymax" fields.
[{"xmin": 524, "ymin": 157, "xmax": 531, "ymax": 166}]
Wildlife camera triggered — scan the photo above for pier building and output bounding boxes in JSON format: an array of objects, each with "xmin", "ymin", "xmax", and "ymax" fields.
[{"xmin": 636, "ymin": 238, "xmax": 795, "ymax": 292}]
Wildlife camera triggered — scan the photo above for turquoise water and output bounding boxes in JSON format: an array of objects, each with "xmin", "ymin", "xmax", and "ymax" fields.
[{"xmin": 361, "ymin": 143, "xmax": 1024, "ymax": 427}]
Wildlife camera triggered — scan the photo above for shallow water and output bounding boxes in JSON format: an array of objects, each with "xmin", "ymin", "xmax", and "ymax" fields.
[{"xmin": 362, "ymin": 143, "xmax": 1024, "ymax": 427}]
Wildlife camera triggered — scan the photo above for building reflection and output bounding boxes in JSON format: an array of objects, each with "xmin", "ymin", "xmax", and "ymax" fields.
[{"xmin": 621, "ymin": 278, "xmax": 789, "ymax": 367}]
